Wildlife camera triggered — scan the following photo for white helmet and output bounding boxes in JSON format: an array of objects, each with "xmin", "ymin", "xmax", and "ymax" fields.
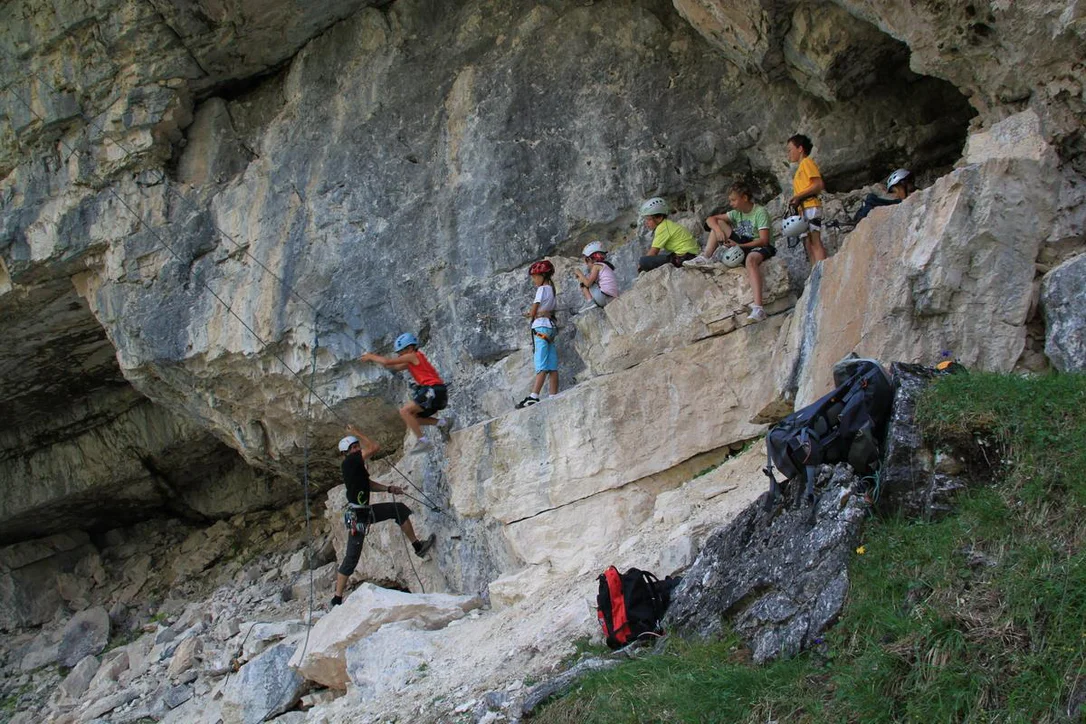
[
  {"xmin": 639, "ymin": 197, "xmax": 669, "ymax": 217},
  {"xmin": 886, "ymin": 168, "xmax": 912, "ymax": 190},
  {"xmin": 721, "ymin": 245, "xmax": 745, "ymax": 268},
  {"xmin": 338, "ymin": 436, "xmax": 359, "ymax": 452},
  {"xmin": 582, "ymin": 240, "xmax": 605, "ymax": 257},
  {"xmin": 781, "ymin": 215, "xmax": 809, "ymax": 238}
]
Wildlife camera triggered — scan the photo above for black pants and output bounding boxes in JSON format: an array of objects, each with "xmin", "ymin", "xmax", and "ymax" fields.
[
  {"xmin": 336, "ymin": 502, "xmax": 413, "ymax": 576},
  {"xmin": 853, "ymin": 193, "xmax": 901, "ymax": 222},
  {"xmin": 638, "ymin": 252, "xmax": 695, "ymax": 273}
]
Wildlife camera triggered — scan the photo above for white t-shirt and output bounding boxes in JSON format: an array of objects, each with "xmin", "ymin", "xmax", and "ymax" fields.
[{"xmin": 531, "ymin": 284, "xmax": 556, "ymax": 329}]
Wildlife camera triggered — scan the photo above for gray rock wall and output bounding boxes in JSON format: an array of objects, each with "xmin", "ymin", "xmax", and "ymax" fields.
[{"xmin": 0, "ymin": 0, "xmax": 1081, "ymax": 551}]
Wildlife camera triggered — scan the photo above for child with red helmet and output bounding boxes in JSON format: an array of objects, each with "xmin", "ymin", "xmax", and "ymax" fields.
[
  {"xmin": 573, "ymin": 241, "xmax": 620, "ymax": 313},
  {"xmin": 516, "ymin": 260, "xmax": 559, "ymax": 409}
]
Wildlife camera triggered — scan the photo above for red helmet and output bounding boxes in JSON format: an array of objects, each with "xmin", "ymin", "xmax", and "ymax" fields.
[{"xmin": 529, "ymin": 260, "xmax": 554, "ymax": 276}]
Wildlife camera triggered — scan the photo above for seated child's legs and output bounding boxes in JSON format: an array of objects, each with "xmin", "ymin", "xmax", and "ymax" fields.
[
  {"xmin": 638, "ymin": 254, "xmax": 673, "ymax": 273},
  {"xmin": 745, "ymin": 251, "xmax": 766, "ymax": 306},
  {"xmin": 588, "ymin": 284, "xmax": 611, "ymax": 308}
]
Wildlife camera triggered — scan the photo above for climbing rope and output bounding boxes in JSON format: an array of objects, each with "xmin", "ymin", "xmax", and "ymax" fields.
[
  {"xmin": 297, "ymin": 328, "xmax": 320, "ymax": 660},
  {"xmin": 2, "ymin": 68, "xmax": 447, "ymax": 616}
]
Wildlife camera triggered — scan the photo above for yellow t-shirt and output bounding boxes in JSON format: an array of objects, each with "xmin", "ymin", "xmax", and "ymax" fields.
[
  {"xmin": 792, "ymin": 156, "xmax": 822, "ymax": 210},
  {"xmin": 651, "ymin": 219, "xmax": 699, "ymax": 256}
]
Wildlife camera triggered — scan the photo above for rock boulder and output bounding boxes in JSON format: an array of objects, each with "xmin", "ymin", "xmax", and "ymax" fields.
[
  {"xmin": 667, "ymin": 465, "xmax": 867, "ymax": 662},
  {"xmin": 289, "ymin": 583, "xmax": 483, "ymax": 689},
  {"xmin": 1041, "ymin": 253, "xmax": 1086, "ymax": 372}
]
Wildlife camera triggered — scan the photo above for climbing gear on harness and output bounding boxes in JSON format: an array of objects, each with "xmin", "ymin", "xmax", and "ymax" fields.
[
  {"xmin": 344, "ymin": 508, "xmax": 370, "ymax": 537},
  {"xmin": 533, "ymin": 329, "xmax": 555, "ymax": 342},
  {"xmin": 781, "ymin": 214, "xmax": 809, "ymax": 238},
  {"xmin": 338, "ymin": 435, "xmax": 359, "ymax": 452},
  {"xmin": 721, "ymin": 245, "xmax": 745, "ymax": 268},
  {"xmin": 394, "ymin": 332, "xmax": 419, "ymax": 352},
  {"xmin": 582, "ymin": 240, "xmax": 605, "ymax": 258},
  {"xmin": 529, "ymin": 260, "xmax": 555, "ymax": 276},
  {"xmin": 886, "ymin": 168, "xmax": 912, "ymax": 190},
  {"xmin": 639, "ymin": 197, "xmax": 669, "ymax": 217}
]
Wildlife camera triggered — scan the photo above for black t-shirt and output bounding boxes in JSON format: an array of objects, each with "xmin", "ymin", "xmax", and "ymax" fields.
[{"xmin": 341, "ymin": 452, "xmax": 371, "ymax": 507}]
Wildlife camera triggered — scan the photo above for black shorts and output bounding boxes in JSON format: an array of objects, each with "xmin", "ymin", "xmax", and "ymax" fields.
[
  {"xmin": 411, "ymin": 384, "xmax": 448, "ymax": 418},
  {"xmin": 744, "ymin": 245, "xmax": 777, "ymax": 260}
]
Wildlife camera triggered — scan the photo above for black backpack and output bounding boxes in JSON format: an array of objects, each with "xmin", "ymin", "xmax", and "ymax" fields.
[
  {"xmin": 596, "ymin": 566, "xmax": 680, "ymax": 649},
  {"xmin": 763, "ymin": 358, "xmax": 893, "ymax": 507}
]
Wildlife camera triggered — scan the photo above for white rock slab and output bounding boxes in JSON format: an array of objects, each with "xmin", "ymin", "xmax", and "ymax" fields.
[{"xmin": 288, "ymin": 583, "xmax": 483, "ymax": 689}]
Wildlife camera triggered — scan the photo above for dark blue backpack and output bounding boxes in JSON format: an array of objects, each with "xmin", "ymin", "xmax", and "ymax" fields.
[{"xmin": 764, "ymin": 359, "xmax": 893, "ymax": 507}]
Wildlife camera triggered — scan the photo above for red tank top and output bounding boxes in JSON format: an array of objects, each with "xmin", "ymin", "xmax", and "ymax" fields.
[{"xmin": 408, "ymin": 351, "xmax": 444, "ymax": 386}]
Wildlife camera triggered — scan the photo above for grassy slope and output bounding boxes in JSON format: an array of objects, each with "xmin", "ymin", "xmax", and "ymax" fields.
[{"xmin": 535, "ymin": 373, "xmax": 1086, "ymax": 723}]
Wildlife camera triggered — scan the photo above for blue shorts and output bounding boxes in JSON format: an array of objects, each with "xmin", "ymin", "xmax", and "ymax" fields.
[{"xmin": 533, "ymin": 328, "xmax": 558, "ymax": 373}]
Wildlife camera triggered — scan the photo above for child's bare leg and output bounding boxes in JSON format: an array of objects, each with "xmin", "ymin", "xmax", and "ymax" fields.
[
  {"xmin": 746, "ymin": 253, "xmax": 764, "ymax": 306},
  {"xmin": 400, "ymin": 402, "xmax": 425, "ymax": 440},
  {"xmin": 335, "ymin": 573, "xmax": 349, "ymax": 598},
  {"xmin": 548, "ymin": 371, "xmax": 559, "ymax": 395},
  {"xmin": 580, "ymin": 286, "xmax": 593, "ymax": 302},
  {"xmin": 531, "ymin": 371, "xmax": 546, "ymax": 395},
  {"xmin": 418, "ymin": 417, "xmax": 438, "ymax": 426},
  {"xmin": 703, "ymin": 229, "xmax": 722, "ymax": 259},
  {"xmin": 805, "ymin": 231, "xmax": 827, "ymax": 262}
]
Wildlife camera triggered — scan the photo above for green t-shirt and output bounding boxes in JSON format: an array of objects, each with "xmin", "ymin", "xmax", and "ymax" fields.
[
  {"xmin": 651, "ymin": 219, "xmax": 699, "ymax": 256},
  {"xmin": 726, "ymin": 206, "xmax": 772, "ymax": 244}
]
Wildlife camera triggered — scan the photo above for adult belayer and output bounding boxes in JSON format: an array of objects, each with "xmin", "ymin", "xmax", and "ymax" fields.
[{"xmin": 331, "ymin": 425, "xmax": 436, "ymax": 606}]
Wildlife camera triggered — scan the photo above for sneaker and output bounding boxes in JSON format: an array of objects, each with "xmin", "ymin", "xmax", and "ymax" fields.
[
  {"xmin": 748, "ymin": 306, "xmax": 767, "ymax": 322},
  {"xmin": 330, "ymin": 595, "xmax": 342, "ymax": 607},
  {"xmin": 413, "ymin": 533, "xmax": 436, "ymax": 558},
  {"xmin": 515, "ymin": 395, "xmax": 540, "ymax": 409},
  {"xmin": 436, "ymin": 414, "xmax": 455, "ymax": 440},
  {"xmin": 410, "ymin": 436, "xmax": 433, "ymax": 454},
  {"xmin": 576, "ymin": 303, "xmax": 599, "ymax": 314},
  {"xmin": 683, "ymin": 254, "xmax": 713, "ymax": 268}
]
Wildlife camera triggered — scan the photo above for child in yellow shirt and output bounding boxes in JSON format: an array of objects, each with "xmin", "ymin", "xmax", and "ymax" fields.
[{"xmin": 787, "ymin": 134, "xmax": 827, "ymax": 263}]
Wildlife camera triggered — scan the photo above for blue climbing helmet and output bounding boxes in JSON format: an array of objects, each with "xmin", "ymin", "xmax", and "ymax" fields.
[{"xmin": 394, "ymin": 332, "xmax": 419, "ymax": 352}]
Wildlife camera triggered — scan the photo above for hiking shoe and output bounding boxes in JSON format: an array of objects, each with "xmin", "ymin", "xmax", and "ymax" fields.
[
  {"xmin": 330, "ymin": 595, "xmax": 343, "ymax": 607},
  {"xmin": 410, "ymin": 437, "xmax": 433, "ymax": 454},
  {"xmin": 748, "ymin": 306, "xmax": 767, "ymax": 322},
  {"xmin": 683, "ymin": 255, "xmax": 713, "ymax": 268},
  {"xmin": 576, "ymin": 303, "xmax": 599, "ymax": 315},
  {"xmin": 436, "ymin": 414, "xmax": 455, "ymax": 440},
  {"xmin": 515, "ymin": 396, "xmax": 539, "ymax": 409},
  {"xmin": 413, "ymin": 533, "xmax": 436, "ymax": 558}
]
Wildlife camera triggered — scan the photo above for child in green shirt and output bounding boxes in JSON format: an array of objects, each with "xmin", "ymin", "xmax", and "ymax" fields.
[{"xmin": 687, "ymin": 182, "xmax": 776, "ymax": 322}]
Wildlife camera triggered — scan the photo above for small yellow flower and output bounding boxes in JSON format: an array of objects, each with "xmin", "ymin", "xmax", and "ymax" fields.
[{"xmin": 856, "ymin": 546, "xmax": 866, "ymax": 555}]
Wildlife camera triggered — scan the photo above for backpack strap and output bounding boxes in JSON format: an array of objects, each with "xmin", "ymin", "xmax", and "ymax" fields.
[{"xmin": 763, "ymin": 429, "xmax": 780, "ymax": 510}]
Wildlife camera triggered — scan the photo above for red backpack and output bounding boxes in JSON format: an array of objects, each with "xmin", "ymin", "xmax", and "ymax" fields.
[{"xmin": 596, "ymin": 566, "xmax": 677, "ymax": 649}]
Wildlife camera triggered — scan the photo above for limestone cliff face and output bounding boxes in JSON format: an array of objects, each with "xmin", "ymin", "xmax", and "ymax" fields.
[{"xmin": 0, "ymin": 0, "xmax": 1082, "ymax": 560}]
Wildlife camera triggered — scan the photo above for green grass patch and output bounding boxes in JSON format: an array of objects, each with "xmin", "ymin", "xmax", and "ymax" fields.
[{"xmin": 536, "ymin": 373, "xmax": 1086, "ymax": 723}]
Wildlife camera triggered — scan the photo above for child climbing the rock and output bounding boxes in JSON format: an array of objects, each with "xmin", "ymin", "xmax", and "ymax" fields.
[
  {"xmin": 331, "ymin": 424, "xmax": 436, "ymax": 607},
  {"xmin": 787, "ymin": 134, "xmax": 827, "ymax": 263},
  {"xmin": 516, "ymin": 260, "xmax": 559, "ymax": 408},
  {"xmin": 636, "ymin": 197, "xmax": 699, "ymax": 272},
  {"xmin": 688, "ymin": 182, "xmax": 776, "ymax": 322},
  {"xmin": 852, "ymin": 168, "xmax": 916, "ymax": 222},
  {"xmin": 573, "ymin": 241, "xmax": 620, "ymax": 313},
  {"xmin": 361, "ymin": 333, "xmax": 452, "ymax": 455}
]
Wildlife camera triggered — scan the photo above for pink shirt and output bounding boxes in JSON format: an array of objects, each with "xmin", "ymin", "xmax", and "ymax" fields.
[{"xmin": 593, "ymin": 263, "xmax": 619, "ymax": 298}]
